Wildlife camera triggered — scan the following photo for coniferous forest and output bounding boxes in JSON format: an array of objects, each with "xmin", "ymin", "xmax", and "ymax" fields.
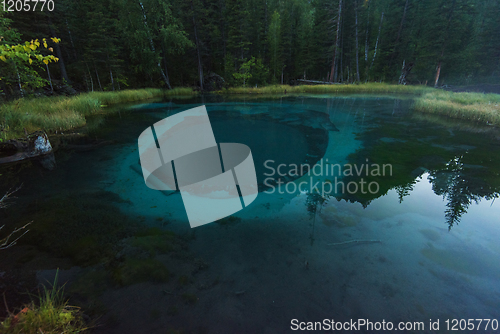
[{"xmin": 1, "ymin": 0, "xmax": 500, "ymax": 96}]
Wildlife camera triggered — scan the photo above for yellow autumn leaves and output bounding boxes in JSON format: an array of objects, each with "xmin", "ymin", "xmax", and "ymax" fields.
[{"xmin": 0, "ymin": 37, "xmax": 61, "ymax": 66}]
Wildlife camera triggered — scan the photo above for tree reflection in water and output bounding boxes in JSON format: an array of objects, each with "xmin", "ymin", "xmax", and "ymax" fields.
[{"xmin": 428, "ymin": 155, "xmax": 499, "ymax": 230}]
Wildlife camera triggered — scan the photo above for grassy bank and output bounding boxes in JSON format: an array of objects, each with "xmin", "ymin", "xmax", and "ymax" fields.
[
  {"xmin": 414, "ymin": 90, "xmax": 500, "ymax": 125},
  {"xmin": 220, "ymin": 83, "xmax": 433, "ymax": 95},
  {"xmin": 2, "ymin": 84, "xmax": 499, "ymax": 140},
  {"xmin": 0, "ymin": 88, "xmax": 196, "ymax": 140},
  {"xmin": 223, "ymin": 83, "xmax": 500, "ymax": 126}
]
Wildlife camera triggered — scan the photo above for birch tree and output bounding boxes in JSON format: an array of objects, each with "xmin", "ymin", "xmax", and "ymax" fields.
[
  {"xmin": 117, "ymin": 0, "xmax": 192, "ymax": 89},
  {"xmin": 329, "ymin": 0, "xmax": 342, "ymax": 83}
]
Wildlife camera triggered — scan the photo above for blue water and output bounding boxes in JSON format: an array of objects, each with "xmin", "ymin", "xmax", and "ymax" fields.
[{"xmin": 1, "ymin": 95, "xmax": 499, "ymax": 333}]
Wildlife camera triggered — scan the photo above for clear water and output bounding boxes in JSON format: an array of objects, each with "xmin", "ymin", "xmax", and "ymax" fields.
[{"xmin": 1, "ymin": 95, "xmax": 500, "ymax": 333}]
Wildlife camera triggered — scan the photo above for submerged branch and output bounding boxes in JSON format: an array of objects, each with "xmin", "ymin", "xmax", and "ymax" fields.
[{"xmin": 327, "ymin": 239, "xmax": 381, "ymax": 246}]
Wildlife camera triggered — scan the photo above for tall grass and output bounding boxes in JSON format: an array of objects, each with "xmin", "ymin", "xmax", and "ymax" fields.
[
  {"xmin": 414, "ymin": 90, "xmax": 500, "ymax": 125},
  {"xmin": 0, "ymin": 88, "xmax": 197, "ymax": 140},
  {"xmin": 0, "ymin": 271, "xmax": 89, "ymax": 334},
  {"xmin": 221, "ymin": 83, "xmax": 433, "ymax": 95},
  {"xmin": 223, "ymin": 83, "xmax": 500, "ymax": 126}
]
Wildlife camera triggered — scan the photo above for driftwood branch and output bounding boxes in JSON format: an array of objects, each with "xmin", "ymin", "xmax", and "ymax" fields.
[
  {"xmin": 0, "ymin": 185, "xmax": 22, "ymax": 209},
  {"xmin": 0, "ymin": 222, "xmax": 31, "ymax": 250},
  {"xmin": 327, "ymin": 239, "xmax": 381, "ymax": 246},
  {"xmin": 0, "ymin": 185, "xmax": 31, "ymax": 250}
]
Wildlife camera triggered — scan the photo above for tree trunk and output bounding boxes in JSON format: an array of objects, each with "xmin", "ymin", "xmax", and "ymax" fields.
[
  {"xmin": 389, "ymin": 0, "xmax": 409, "ymax": 68},
  {"xmin": 329, "ymin": 0, "xmax": 342, "ymax": 83},
  {"xmin": 161, "ymin": 45, "xmax": 173, "ymax": 90},
  {"xmin": 66, "ymin": 19, "xmax": 78, "ymax": 60},
  {"xmin": 109, "ymin": 69, "xmax": 115, "ymax": 91},
  {"xmin": 162, "ymin": 55, "xmax": 172, "ymax": 90},
  {"xmin": 48, "ymin": 16, "xmax": 69, "ymax": 83},
  {"xmin": 191, "ymin": 1, "xmax": 203, "ymax": 91},
  {"xmin": 219, "ymin": 0, "xmax": 227, "ymax": 62},
  {"xmin": 370, "ymin": 11, "xmax": 384, "ymax": 71},
  {"xmin": 364, "ymin": 0, "xmax": 371, "ymax": 81},
  {"xmin": 339, "ymin": 21, "xmax": 343, "ymax": 83},
  {"xmin": 0, "ymin": 68, "xmax": 10, "ymax": 100},
  {"xmin": 14, "ymin": 63, "xmax": 23, "ymax": 97},
  {"xmin": 398, "ymin": 60, "xmax": 414, "ymax": 85},
  {"xmin": 354, "ymin": 0, "xmax": 360, "ymax": 82},
  {"xmin": 85, "ymin": 62, "xmax": 94, "ymax": 92},
  {"xmin": 94, "ymin": 63, "xmax": 103, "ymax": 91},
  {"xmin": 434, "ymin": 0, "xmax": 456, "ymax": 88},
  {"xmin": 434, "ymin": 61, "xmax": 442, "ymax": 87},
  {"xmin": 46, "ymin": 63, "xmax": 54, "ymax": 93},
  {"xmin": 107, "ymin": 53, "xmax": 115, "ymax": 91},
  {"xmin": 138, "ymin": 1, "xmax": 170, "ymax": 88}
]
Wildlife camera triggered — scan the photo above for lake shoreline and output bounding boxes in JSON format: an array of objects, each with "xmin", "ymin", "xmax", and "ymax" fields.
[
  {"xmin": 2, "ymin": 84, "xmax": 500, "ymax": 141},
  {"xmin": 0, "ymin": 88, "xmax": 198, "ymax": 141}
]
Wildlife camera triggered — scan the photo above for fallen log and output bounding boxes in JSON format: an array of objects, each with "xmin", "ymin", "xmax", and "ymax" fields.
[
  {"xmin": 0, "ymin": 131, "xmax": 53, "ymax": 165},
  {"xmin": 295, "ymin": 79, "xmax": 343, "ymax": 85}
]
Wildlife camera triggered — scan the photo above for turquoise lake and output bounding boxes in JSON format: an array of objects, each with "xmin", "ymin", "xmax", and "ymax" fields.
[{"xmin": 1, "ymin": 95, "xmax": 499, "ymax": 333}]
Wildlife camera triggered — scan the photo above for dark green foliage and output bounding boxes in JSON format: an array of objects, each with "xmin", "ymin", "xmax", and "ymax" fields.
[{"xmin": 1, "ymin": 0, "xmax": 498, "ymax": 95}]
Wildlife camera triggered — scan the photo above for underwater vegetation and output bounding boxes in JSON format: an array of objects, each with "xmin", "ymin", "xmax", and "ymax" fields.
[
  {"xmin": 111, "ymin": 258, "xmax": 171, "ymax": 286},
  {"xmin": 216, "ymin": 215, "xmax": 242, "ymax": 227},
  {"xmin": 129, "ymin": 227, "xmax": 177, "ymax": 257},
  {"xmin": 18, "ymin": 190, "xmax": 138, "ymax": 266}
]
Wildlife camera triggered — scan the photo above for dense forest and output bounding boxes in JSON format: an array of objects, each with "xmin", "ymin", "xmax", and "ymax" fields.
[{"xmin": 0, "ymin": 0, "xmax": 499, "ymax": 96}]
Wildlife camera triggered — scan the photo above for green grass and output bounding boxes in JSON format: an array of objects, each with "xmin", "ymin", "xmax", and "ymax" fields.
[
  {"xmin": 2, "ymin": 84, "xmax": 498, "ymax": 138},
  {"xmin": 414, "ymin": 90, "xmax": 500, "ymax": 125},
  {"xmin": 0, "ymin": 271, "xmax": 88, "ymax": 334},
  {"xmin": 0, "ymin": 88, "xmax": 197, "ymax": 140},
  {"xmin": 222, "ymin": 83, "xmax": 500, "ymax": 126},
  {"xmin": 219, "ymin": 83, "xmax": 433, "ymax": 95}
]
